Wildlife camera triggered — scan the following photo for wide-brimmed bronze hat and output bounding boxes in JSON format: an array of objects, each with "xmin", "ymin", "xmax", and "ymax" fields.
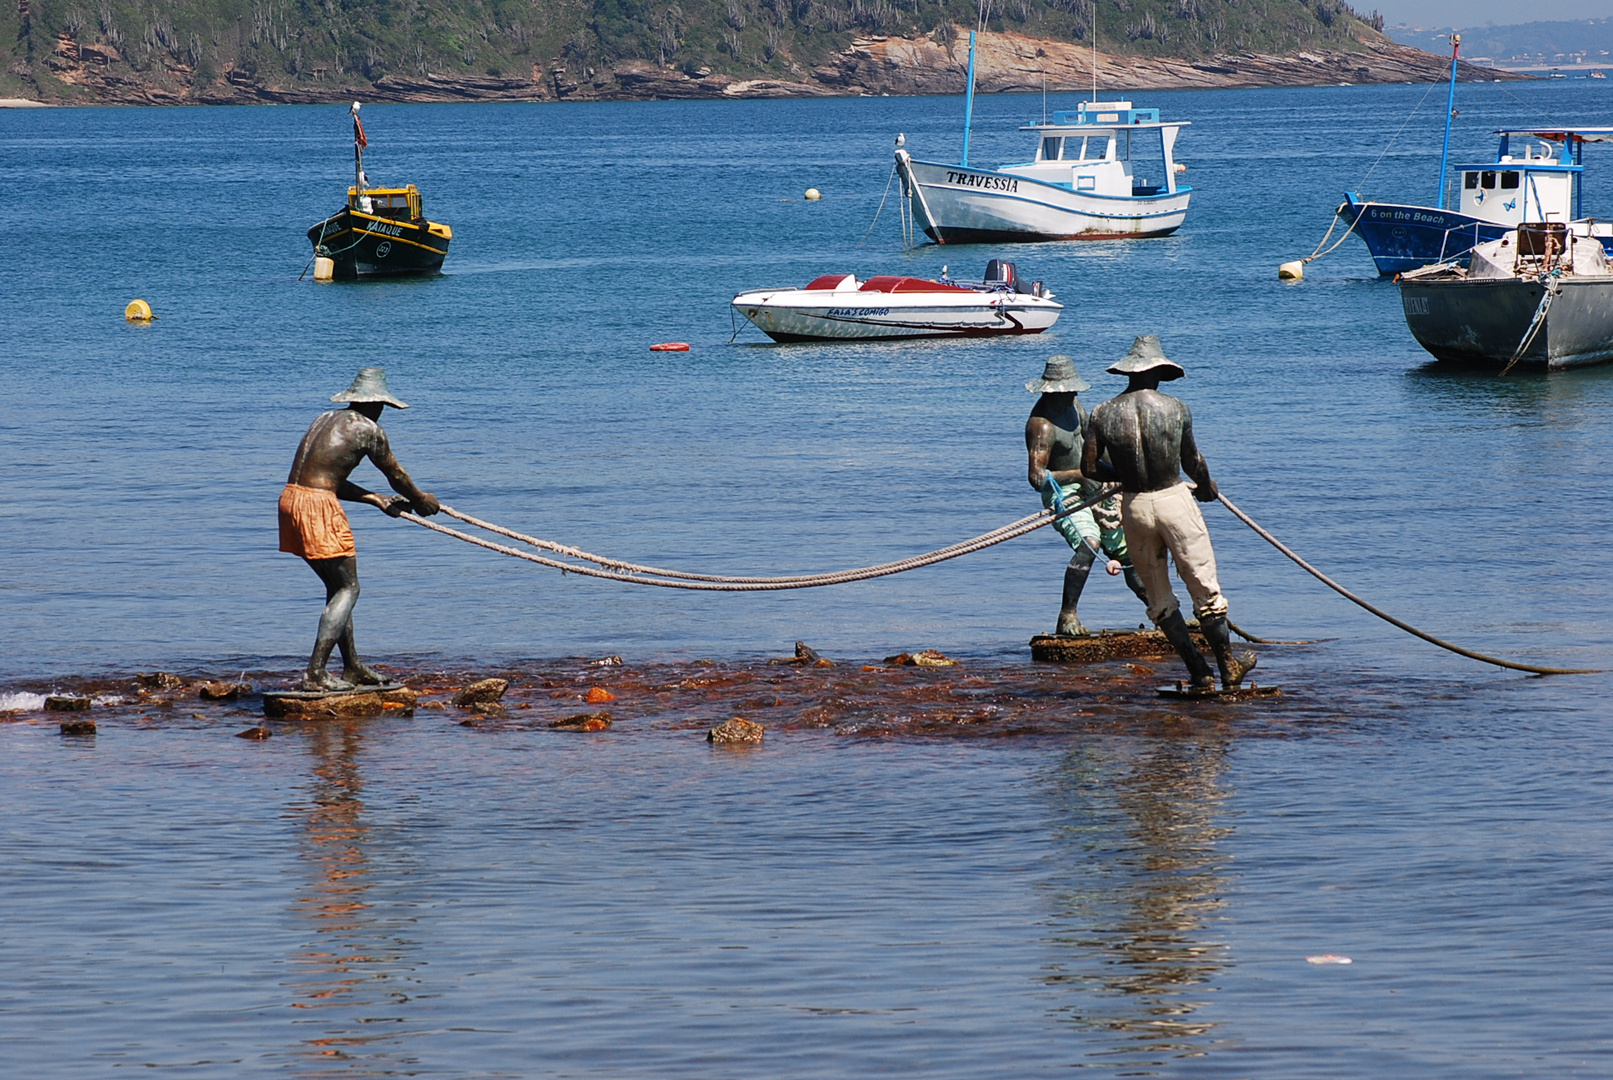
[
  {"xmin": 1025, "ymin": 355, "xmax": 1092, "ymax": 393},
  {"xmin": 331, "ymin": 367, "xmax": 409, "ymax": 409},
  {"xmin": 1106, "ymin": 334, "xmax": 1185, "ymax": 380}
]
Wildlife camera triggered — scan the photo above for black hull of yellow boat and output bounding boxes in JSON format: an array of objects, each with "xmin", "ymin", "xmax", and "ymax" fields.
[{"xmin": 307, "ymin": 208, "xmax": 450, "ymax": 280}]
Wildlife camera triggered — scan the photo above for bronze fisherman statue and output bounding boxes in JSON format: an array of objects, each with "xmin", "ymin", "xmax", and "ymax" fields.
[
  {"xmin": 1024, "ymin": 356, "xmax": 1147, "ymax": 636},
  {"xmin": 1082, "ymin": 336, "xmax": 1256, "ymax": 692},
  {"xmin": 279, "ymin": 368, "xmax": 439, "ymax": 691}
]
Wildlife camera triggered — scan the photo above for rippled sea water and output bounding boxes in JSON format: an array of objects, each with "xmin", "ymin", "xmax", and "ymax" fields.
[{"xmin": 2, "ymin": 81, "xmax": 1612, "ymax": 1076}]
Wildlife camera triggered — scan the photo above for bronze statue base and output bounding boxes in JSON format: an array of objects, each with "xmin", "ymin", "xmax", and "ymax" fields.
[
  {"xmin": 263, "ymin": 685, "xmax": 417, "ymax": 719},
  {"xmin": 1029, "ymin": 629, "xmax": 1207, "ymax": 664}
]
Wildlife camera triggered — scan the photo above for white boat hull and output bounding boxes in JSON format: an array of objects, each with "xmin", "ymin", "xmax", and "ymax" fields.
[
  {"xmin": 732, "ymin": 287, "xmax": 1062, "ymax": 341},
  {"xmin": 899, "ymin": 156, "xmax": 1191, "ymax": 243}
]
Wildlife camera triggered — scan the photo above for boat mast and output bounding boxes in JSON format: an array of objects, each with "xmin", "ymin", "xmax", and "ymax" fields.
[
  {"xmin": 1436, "ymin": 34, "xmax": 1459, "ymax": 210},
  {"xmin": 1091, "ymin": 0, "xmax": 1097, "ymax": 102},
  {"xmin": 351, "ymin": 101, "xmax": 367, "ymax": 195},
  {"xmin": 961, "ymin": 29, "xmax": 978, "ymax": 167}
]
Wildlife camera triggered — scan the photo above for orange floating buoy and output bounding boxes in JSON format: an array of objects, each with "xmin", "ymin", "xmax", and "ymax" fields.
[{"xmin": 650, "ymin": 342, "xmax": 690, "ymax": 351}]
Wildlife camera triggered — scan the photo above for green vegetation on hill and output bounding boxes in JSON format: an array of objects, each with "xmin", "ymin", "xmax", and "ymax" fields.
[{"xmin": 2, "ymin": 0, "xmax": 1387, "ymax": 101}]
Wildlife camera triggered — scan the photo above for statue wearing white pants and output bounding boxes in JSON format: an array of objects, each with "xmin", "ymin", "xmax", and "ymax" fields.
[{"xmin": 1082, "ymin": 335, "xmax": 1255, "ymax": 692}]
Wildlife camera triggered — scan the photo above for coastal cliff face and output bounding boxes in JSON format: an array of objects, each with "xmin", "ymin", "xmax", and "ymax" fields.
[{"xmin": 0, "ymin": 0, "xmax": 1513, "ymax": 106}]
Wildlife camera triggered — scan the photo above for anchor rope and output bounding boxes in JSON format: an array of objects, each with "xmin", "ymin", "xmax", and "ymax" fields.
[
  {"xmin": 400, "ymin": 486, "xmax": 1118, "ymax": 592},
  {"xmin": 858, "ymin": 161, "xmax": 900, "ymax": 249},
  {"xmin": 1216, "ymin": 492, "xmax": 1602, "ymax": 675},
  {"xmin": 1301, "ymin": 204, "xmax": 1368, "ymax": 265},
  {"xmin": 1498, "ymin": 270, "xmax": 1561, "ymax": 377}
]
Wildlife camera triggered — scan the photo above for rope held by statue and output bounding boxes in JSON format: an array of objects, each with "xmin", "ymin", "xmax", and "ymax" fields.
[
  {"xmin": 400, "ymin": 486, "xmax": 1597, "ymax": 673},
  {"xmin": 1216, "ymin": 492, "xmax": 1602, "ymax": 676},
  {"xmin": 399, "ymin": 485, "xmax": 1118, "ymax": 593}
]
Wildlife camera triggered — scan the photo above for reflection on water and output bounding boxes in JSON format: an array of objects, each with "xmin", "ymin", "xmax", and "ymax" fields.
[
  {"xmin": 1040, "ymin": 736, "xmax": 1232, "ymax": 1070},
  {"xmin": 284, "ymin": 723, "xmax": 420, "ymax": 1076}
]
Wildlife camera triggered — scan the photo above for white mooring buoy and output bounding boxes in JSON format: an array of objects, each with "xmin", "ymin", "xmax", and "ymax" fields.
[
  {"xmin": 313, "ymin": 257, "xmax": 336, "ymax": 281},
  {"xmin": 1278, "ymin": 260, "xmax": 1304, "ymax": 280},
  {"xmin": 804, "ymin": 188, "xmax": 822, "ymax": 201}
]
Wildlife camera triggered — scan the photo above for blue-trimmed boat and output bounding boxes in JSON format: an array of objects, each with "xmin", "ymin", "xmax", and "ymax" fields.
[
  {"xmin": 1339, "ymin": 34, "xmax": 1613, "ymax": 276},
  {"xmin": 1342, "ymin": 130, "xmax": 1613, "ymax": 276},
  {"xmin": 891, "ymin": 29, "xmax": 1190, "ymax": 244}
]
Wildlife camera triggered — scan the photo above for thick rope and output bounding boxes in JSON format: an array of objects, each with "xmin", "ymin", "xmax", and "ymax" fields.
[
  {"xmin": 1498, "ymin": 271, "xmax": 1560, "ymax": 377},
  {"xmin": 400, "ymin": 486, "xmax": 1118, "ymax": 592},
  {"xmin": 1217, "ymin": 493, "xmax": 1602, "ymax": 675},
  {"xmin": 1227, "ymin": 620, "xmax": 1320, "ymax": 646}
]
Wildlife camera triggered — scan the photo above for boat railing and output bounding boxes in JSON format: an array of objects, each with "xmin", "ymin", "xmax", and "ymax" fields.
[{"xmin": 1436, "ymin": 220, "xmax": 1486, "ymax": 265}]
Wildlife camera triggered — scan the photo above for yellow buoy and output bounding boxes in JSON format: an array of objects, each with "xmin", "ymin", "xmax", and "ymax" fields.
[
  {"xmin": 313, "ymin": 257, "xmax": 336, "ymax": 282},
  {"xmin": 1278, "ymin": 261, "xmax": 1304, "ymax": 280},
  {"xmin": 124, "ymin": 298, "xmax": 153, "ymax": 322},
  {"xmin": 804, "ymin": 188, "xmax": 822, "ymax": 201}
]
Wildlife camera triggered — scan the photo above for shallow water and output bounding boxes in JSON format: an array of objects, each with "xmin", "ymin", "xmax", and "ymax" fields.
[{"xmin": 3, "ymin": 81, "xmax": 1613, "ymax": 1076}]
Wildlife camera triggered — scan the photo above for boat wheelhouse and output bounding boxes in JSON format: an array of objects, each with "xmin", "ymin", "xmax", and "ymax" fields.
[
  {"xmin": 896, "ymin": 100, "xmax": 1191, "ymax": 244},
  {"xmin": 1343, "ymin": 129, "xmax": 1613, "ymax": 276}
]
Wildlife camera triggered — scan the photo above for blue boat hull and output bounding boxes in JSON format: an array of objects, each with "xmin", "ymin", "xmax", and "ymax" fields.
[{"xmin": 1343, "ymin": 196, "xmax": 1613, "ymax": 276}]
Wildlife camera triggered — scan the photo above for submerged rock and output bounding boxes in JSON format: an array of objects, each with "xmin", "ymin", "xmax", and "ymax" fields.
[
  {"xmin": 236, "ymin": 726, "xmax": 272, "ymax": 740},
  {"xmin": 585, "ymin": 687, "xmax": 616, "ymax": 704},
  {"xmin": 707, "ymin": 717, "xmax": 764, "ymax": 745},
  {"xmin": 589, "ymin": 655, "xmax": 624, "ymax": 667},
  {"xmin": 882, "ymin": 650, "xmax": 957, "ymax": 667},
  {"xmin": 550, "ymin": 711, "xmax": 612, "ymax": 732},
  {"xmin": 199, "ymin": 681, "xmax": 252, "ymax": 701},
  {"xmin": 468, "ymin": 701, "xmax": 507, "ymax": 717},
  {"xmin": 45, "ymin": 695, "xmax": 91, "ymax": 711},
  {"xmin": 59, "ymin": 718, "xmax": 96, "ymax": 735},
  {"xmin": 452, "ymin": 679, "xmax": 509, "ymax": 707},
  {"xmin": 136, "ymin": 672, "xmax": 185, "ymax": 690}
]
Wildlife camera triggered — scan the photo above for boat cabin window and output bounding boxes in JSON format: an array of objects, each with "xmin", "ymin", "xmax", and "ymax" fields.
[
  {"xmin": 1481, "ymin": 171, "xmax": 1497, "ymax": 189},
  {"xmin": 1464, "ymin": 172, "xmax": 1478, "ymax": 189},
  {"xmin": 1501, "ymin": 171, "xmax": 1520, "ymax": 190},
  {"xmin": 1041, "ymin": 137, "xmax": 1063, "ymax": 161},
  {"xmin": 1066, "ymin": 137, "xmax": 1089, "ymax": 161}
]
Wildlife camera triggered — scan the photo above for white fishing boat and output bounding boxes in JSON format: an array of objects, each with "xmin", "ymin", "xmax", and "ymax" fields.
[
  {"xmin": 732, "ymin": 259, "xmax": 1062, "ymax": 341},
  {"xmin": 891, "ymin": 15, "xmax": 1189, "ymax": 244},
  {"xmin": 896, "ymin": 100, "xmax": 1191, "ymax": 243}
]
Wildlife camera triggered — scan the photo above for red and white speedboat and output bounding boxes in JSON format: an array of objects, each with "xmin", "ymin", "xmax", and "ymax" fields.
[{"xmin": 731, "ymin": 260, "xmax": 1062, "ymax": 342}]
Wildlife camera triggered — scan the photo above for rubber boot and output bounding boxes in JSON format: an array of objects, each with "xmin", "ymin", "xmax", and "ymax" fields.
[
  {"xmin": 1056, "ymin": 545, "xmax": 1095, "ymax": 636},
  {"xmin": 1200, "ymin": 614, "xmax": 1257, "ymax": 690},
  {"xmin": 1157, "ymin": 609, "xmax": 1215, "ymax": 691},
  {"xmin": 1120, "ymin": 562, "xmax": 1149, "ymax": 606}
]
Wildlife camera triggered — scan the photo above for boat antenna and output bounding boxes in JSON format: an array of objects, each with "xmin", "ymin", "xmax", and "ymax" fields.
[
  {"xmin": 1436, "ymin": 34, "xmax": 1459, "ymax": 210},
  {"xmin": 1091, "ymin": 0, "xmax": 1098, "ymax": 103},
  {"xmin": 1042, "ymin": 68, "xmax": 1047, "ymax": 124}
]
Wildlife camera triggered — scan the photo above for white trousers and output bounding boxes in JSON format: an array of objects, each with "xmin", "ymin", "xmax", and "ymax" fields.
[{"xmin": 1120, "ymin": 483, "xmax": 1229, "ymax": 624}]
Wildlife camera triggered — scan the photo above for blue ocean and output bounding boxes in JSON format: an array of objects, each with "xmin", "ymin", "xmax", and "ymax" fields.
[{"xmin": 1, "ymin": 80, "xmax": 1611, "ymax": 1077}]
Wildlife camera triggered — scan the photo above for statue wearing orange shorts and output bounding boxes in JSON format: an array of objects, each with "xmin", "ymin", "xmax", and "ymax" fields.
[{"xmin": 281, "ymin": 368, "xmax": 439, "ymax": 692}]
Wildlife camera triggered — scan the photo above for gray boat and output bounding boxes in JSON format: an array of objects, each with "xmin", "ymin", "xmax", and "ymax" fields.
[{"xmin": 1396, "ymin": 222, "xmax": 1613, "ymax": 371}]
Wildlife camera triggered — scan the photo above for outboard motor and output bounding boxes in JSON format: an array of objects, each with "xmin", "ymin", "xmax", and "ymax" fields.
[{"xmin": 983, "ymin": 259, "xmax": 1021, "ymax": 293}]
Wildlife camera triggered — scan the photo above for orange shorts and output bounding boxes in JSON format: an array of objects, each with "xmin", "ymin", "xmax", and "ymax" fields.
[{"xmin": 278, "ymin": 484, "xmax": 356, "ymax": 560}]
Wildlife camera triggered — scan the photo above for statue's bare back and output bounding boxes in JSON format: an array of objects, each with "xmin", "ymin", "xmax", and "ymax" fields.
[
  {"xmin": 287, "ymin": 409, "xmax": 394, "ymax": 492},
  {"xmin": 1084, "ymin": 388, "xmax": 1209, "ymax": 495}
]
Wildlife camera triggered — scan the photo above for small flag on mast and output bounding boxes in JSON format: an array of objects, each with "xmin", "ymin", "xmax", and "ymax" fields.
[{"xmin": 353, "ymin": 114, "xmax": 367, "ymax": 149}]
